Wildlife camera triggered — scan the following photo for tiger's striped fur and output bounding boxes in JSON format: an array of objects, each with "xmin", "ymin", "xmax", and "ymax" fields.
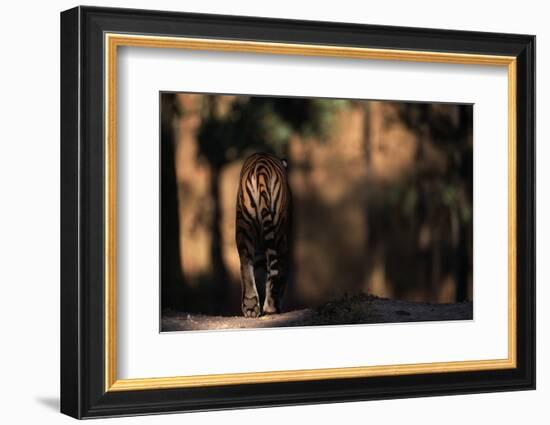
[{"xmin": 236, "ymin": 153, "xmax": 291, "ymax": 317}]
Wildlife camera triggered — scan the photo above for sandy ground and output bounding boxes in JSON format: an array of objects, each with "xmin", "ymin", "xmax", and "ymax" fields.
[{"xmin": 162, "ymin": 294, "xmax": 473, "ymax": 332}]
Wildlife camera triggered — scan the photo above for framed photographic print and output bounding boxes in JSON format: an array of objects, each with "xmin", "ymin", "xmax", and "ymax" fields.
[{"xmin": 60, "ymin": 6, "xmax": 535, "ymax": 419}]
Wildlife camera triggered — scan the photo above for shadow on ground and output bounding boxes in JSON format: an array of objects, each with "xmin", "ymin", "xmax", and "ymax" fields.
[
  {"xmin": 35, "ymin": 396, "xmax": 59, "ymax": 412},
  {"xmin": 162, "ymin": 294, "xmax": 473, "ymax": 332}
]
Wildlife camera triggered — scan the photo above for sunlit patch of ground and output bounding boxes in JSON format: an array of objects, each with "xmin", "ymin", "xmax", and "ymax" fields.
[{"xmin": 161, "ymin": 294, "xmax": 473, "ymax": 332}]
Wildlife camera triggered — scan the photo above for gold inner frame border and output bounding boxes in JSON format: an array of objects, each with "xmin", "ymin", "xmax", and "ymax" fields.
[{"xmin": 104, "ymin": 33, "xmax": 517, "ymax": 392}]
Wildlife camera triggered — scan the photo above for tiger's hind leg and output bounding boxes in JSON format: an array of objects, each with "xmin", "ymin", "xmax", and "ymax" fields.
[
  {"xmin": 263, "ymin": 248, "xmax": 288, "ymax": 315},
  {"xmin": 238, "ymin": 253, "xmax": 261, "ymax": 318}
]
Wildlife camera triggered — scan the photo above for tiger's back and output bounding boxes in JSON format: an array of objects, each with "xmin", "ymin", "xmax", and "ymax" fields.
[{"xmin": 235, "ymin": 153, "xmax": 291, "ymax": 317}]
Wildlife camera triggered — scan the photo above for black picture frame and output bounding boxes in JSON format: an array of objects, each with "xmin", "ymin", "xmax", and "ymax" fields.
[{"xmin": 61, "ymin": 5, "xmax": 535, "ymax": 419}]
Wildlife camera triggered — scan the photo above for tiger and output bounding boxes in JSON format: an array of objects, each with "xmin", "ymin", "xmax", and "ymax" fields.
[{"xmin": 235, "ymin": 152, "xmax": 292, "ymax": 318}]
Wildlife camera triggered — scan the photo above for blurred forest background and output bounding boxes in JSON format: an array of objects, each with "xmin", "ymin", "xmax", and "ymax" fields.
[{"xmin": 161, "ymin": 93, "xmax": 473, "ymax": 316}]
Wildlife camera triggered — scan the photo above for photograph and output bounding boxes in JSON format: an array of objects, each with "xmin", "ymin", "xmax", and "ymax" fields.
[{"xmin": 160, "ymin": 93, "xmax": 474, "ymax": 332}]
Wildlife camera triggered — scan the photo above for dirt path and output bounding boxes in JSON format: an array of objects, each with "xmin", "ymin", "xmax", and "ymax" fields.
[{"xmin": 162, "ymin": 295, "xmax": 473, "ymax": 332}]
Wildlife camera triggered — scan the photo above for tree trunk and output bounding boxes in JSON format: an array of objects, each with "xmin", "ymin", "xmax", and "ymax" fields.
[
  {"xmin": 455, "ymin": 220, "xmax": 469, "ymax": 302},
  {"xmin": 210, "ymin": 164, "xmax": 231, "ymax": 313},
  {"xmin": 160, "ymin": 95, "xmax": 186, "ymax": 311}
]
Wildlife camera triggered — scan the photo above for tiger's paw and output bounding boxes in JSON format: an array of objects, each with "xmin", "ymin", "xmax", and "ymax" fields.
[
  {"xmin": 262, "ymin": 308, "xmax": 280, "ymax": 315},
  {"xmin": 262, "ymin": 301, "xmax": 280, "ymax": 315},
  {"xmin": 242, "ymin": 295, "xmax": 261, "ymax": 318},
  {"xmin": 243, "ymin": 305, "xmax": 260, "ymax": 318}
]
